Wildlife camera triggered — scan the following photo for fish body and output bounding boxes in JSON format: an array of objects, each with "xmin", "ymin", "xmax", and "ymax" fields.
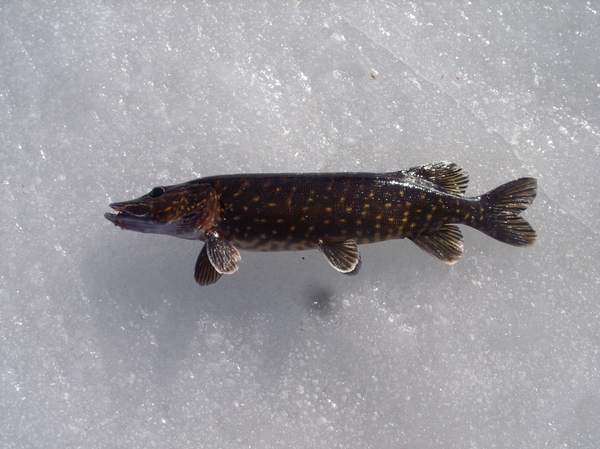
[
  {"xmin": 105, "ymin": 162, "xmax": 537, "ymax": 285},
  {"xmin": 208, "ymin": 172, "xmax": 471, "ymax": 250}
]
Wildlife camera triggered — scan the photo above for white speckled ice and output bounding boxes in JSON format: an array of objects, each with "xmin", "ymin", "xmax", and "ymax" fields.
[{"xmin": 1, "ymin": 2, "xmax": 599, "ymax": 448}]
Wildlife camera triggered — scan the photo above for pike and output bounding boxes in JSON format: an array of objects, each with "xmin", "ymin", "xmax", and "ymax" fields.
[{"xmin": 105, "ymin": 162, "xmax": 537, "ymax": 286}]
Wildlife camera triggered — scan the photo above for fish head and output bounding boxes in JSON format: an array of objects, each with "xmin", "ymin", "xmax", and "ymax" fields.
[{"xmin": 105, "ymin": 182, "xmax": 218, "ymax": 239}]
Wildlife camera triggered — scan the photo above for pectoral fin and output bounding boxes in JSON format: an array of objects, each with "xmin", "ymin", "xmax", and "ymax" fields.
[
  {"xmin": 194, "ymin": 244, "xmax": 222, "ymax": 286},
  {"xmin": 317, "ymin": 239, "xmax": 361, "ymax": 275},
  {"xmin": 409, "ymin": 224, "xmax": 464, "ymax": 264},
  {"xmin": 205, "ymin": 229, "xmax": 242, "ymax": 274}
]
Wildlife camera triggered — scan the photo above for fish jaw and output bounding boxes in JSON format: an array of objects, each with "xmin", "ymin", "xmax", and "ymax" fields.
[
  {"xmin": 105, "ymin": 200, "xmax": 163, "ymax": 234},
  {"xmin": 105, "ymin": 182, "xmax": 219, "ymax": 239}
]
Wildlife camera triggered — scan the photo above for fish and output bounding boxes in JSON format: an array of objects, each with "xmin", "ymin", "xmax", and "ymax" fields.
[{"xmin": 105, "ymin": 162, "xmax": 537, "ymax": 286}]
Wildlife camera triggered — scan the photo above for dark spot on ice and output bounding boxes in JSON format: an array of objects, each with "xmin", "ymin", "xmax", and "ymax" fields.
[{"xmin": 305, "ymin": 285, "xmax": 336, "ymax": 317}]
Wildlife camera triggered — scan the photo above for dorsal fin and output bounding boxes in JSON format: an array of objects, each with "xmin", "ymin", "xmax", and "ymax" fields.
[{"xmin": 404, "ymin": 162, "xmax": 469, "ymax": 195}]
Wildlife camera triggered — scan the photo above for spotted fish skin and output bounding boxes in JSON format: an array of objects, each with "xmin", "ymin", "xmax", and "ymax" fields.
[
  {"xmin": 105, "ymin": 162, "xmax": 537, "ymax": 286},
  {"xmin": 207, "ymin": 173, "xmax": 470, "ymax": 250}
]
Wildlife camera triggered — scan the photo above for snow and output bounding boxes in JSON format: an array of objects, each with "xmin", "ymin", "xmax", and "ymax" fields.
[{"xmin": 1, "ymin": 2, "xmax": 599, "ymax": 448}]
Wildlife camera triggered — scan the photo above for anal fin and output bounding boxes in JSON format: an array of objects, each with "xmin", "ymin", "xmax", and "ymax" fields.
[
  {"xmin": 205, "ymin": 229, "xmax": 242, "ymax": 274},
  {"xmin": 317, "ymin": 239, "xmax": 361, "ymax": 275},
  {"xmin": 194, "ymin": 243, "xmax": 222, "ymax": 286},
  {"xmin": 409, "ymin": 224, "xmax": 464, "ymax": 264}
]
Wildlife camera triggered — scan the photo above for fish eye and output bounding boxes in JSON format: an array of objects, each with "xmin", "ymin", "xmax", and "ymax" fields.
[{"xmin": 149, "ymin": 186, "xmax": 166, "ymax": 198}]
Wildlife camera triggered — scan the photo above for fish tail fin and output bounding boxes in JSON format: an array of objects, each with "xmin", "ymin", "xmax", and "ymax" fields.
[{"xmin": 477, "ymin": 177, "xmax": 538, "ymax": 246}]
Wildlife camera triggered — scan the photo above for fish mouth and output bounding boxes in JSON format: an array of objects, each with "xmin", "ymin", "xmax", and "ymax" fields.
[{"xmin": 105, "ymin": 201, "xmax": 155, "ymax": 229}]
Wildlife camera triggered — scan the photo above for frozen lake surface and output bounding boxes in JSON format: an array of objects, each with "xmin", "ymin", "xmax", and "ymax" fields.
[{"xmin": 1, "ymin": 2, "xmax": 599, "ymax": 448}]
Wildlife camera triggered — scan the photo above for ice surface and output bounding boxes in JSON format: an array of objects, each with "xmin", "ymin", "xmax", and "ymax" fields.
[{"xmin": 1, "ymin": 2, "xmax": 599, "ymax": 448}]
